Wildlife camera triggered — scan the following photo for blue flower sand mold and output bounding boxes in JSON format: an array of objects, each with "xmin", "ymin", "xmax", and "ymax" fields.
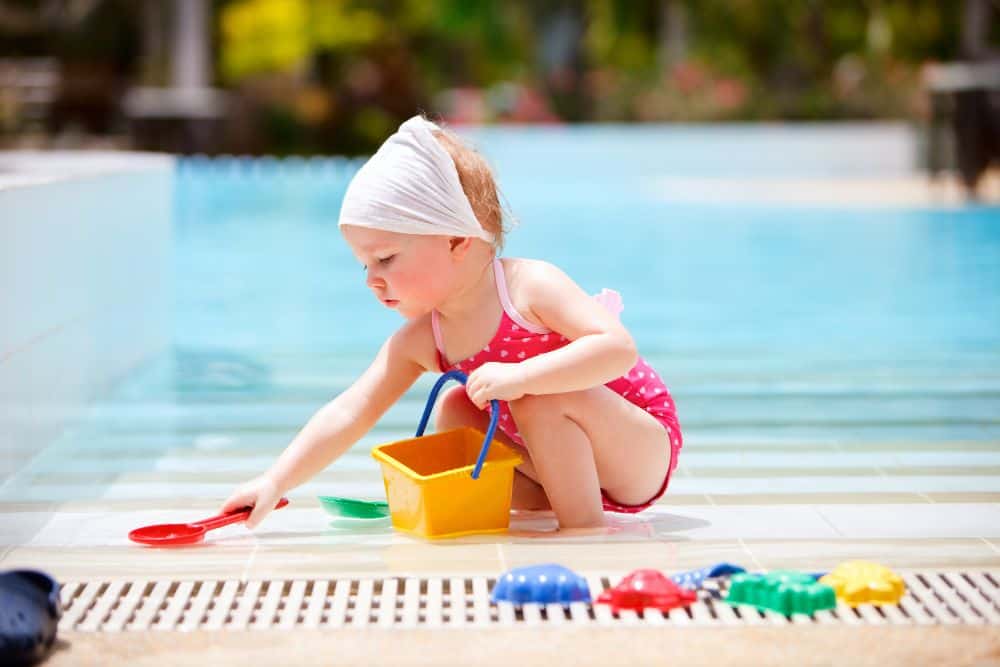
[
  {"xmin": 490, "ymin": 564, "xmax": 592, "ymax": 607},
  {"xmin": 671, "ymin": 562, "xmax": 746, "ymax": 590}
]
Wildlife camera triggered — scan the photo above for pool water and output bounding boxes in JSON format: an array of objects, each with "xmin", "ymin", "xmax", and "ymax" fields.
[{"xmin": 5, "ymin": 125, "xmax": 1000, "ymax": 504}]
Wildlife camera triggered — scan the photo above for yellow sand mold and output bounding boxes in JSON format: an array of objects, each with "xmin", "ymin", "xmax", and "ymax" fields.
[{"xmin": 820, "ymin": 560, "xmax": 906, "ymax": 606}]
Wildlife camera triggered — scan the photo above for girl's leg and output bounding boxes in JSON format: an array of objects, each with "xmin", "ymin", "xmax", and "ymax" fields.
[
  {"xmin": 508, "ymin": 387, "xmax": 671, "ymax": 529},
  {"xmin": 434, "ymin": 387, "xmax": 551, "ymax": 511}
]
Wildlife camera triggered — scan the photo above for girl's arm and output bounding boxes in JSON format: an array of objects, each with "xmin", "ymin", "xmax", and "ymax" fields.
[
  {"xmin": 223, "ymin": 324, "xmax": 425, "ymax": 527},
  {"xmin": 466, "ymin": 260, "xmax": 637, "ymax": 409},
  {"xmin": 516, "ymin": 261, "xmax": 638, "ymax": 394}
]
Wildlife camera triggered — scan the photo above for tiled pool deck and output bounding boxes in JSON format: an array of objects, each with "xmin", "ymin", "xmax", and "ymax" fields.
[{"xmin": 2, "ymin": 392, "xmax": 998, "ymax": 581}]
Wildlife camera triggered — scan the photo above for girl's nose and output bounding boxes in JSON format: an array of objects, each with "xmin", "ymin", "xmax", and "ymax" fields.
[{"xmin": 366, "ymin": 271, "xmax": 385, "ymax": 290}]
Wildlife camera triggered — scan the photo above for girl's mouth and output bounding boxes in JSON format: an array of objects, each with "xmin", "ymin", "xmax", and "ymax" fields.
[{"xmin": 381, "ymin": 299, "xmax": 399, "ymax": 308}]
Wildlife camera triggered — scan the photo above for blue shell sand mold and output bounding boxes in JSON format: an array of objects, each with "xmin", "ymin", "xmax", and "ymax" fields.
[
  {"xmin": 0, "ymin": 570, "xmax": 61, "ymax": 666},
  {"xmin": 671, "ymin": 562, "xmax": 747, "ymax": 590},
  {"xmin": 491, "ymin": 564, "xmax": 592, "ymax": 607}
]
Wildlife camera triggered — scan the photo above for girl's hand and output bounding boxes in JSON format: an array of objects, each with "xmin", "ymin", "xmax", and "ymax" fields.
[
  {"xmin": 220, "ymin": 474, "xmax": 282, "ymax": 530},
  {"xmin": 465, "ymin": 362, "xmax": 527, "ymax": 410}
]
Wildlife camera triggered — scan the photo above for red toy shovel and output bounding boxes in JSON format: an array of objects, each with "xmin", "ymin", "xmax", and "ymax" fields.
[{"xmin": 129, "ymin": 498, "xmax": 289, "ymax": 546}]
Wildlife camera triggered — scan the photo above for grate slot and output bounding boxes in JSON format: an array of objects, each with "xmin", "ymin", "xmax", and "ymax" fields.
[
  {"xmin": 968, "ymin": 573, "xmax": 1000, "ymax": 616},
  {"xmin": 400, "ymin": 577, "xmax": 420, "ymax": 629},
  {"xmin": 566, "ymin": 601, "xmax": 588, "ymax": 625},
  {"xmin": 179, "ymin": 580, "xmax": 218, "ymax": 632},
  {"xmin": 666, "ymin": 605, "xmax": 691, "ymax": 625},
  {"xmin": 326, "ymin": 578, "xmax": 351, "ymax": 628},
  {"xmin": 301, "ymin": 579, "xmax": 327, "ymax": 629},
  {"xmin": 76, "ymin": 581, "xmax": 125, "ymax": 633},
  {"xmin": 496, "ymin": 601, "xmax": 517, "ymax": 626},
  {"xmin": 448, "ymin": 577, "xmax": 466, "ymax": 627},
  {"xmin": 928, "ymin": 572, "xmax": 985, "ymax": 625},
  {"xmin": 545, "ymin": 603, "xmax": 567, "ymax": 625},
  {"xmin": 470, "ymin": 577, "xmax": 491, "ymax": 627},
  {"xmin": 425, "ymin": 577, "xmax": 444, "ymax": 628},
  {"xmin": 943, "ymin": 572, "xmax": 1000, "ymax": 623},
  {"xmin": 586, "ymin": 575, "xmax": 615, "ymax": 625},
  {"xmin": 228, "ymin": 580, "xmax": 261, "ymax": 630},
  {"xmin": 711, "ymin": 599, "xmax": 743, "ymax": 626},
  {"xmin": 790, "ymin": 610, "xmax": 812, "ymax": 626},
  {"xmin": 903, "ymin": 574, "xmax": 958, "ymax": 625},
  {"xmin": 854, "ymin": 603, "xmax": 886, "ymax": 626},
  {"xmin": 154, "ymin": 581, "xmax": 193, "ymax": 631},
  {"xmin": 877, "ymin": 601, "xmax": 909, "ymax": 625},
  {"xmin": 277, "ymin": 580, "xmax": 307, "ymax": 630},
  {"xmin": 812, "ymin": 608, "xmax": 838, "ymax": 625},
  {"xmin": 59, "ymin": 581, "xmax": 82, "ymax": 612},
  {"xmin": 352, "ymin": 579, "xmax": 374, "ymax": 628},
  {"xmin": 204, "ymin": 580, "xmax": 240, "ymax": 631},
  {"xmin": 377, "ymin": 578, "xmax": 398, "ymax": 628},
  {"xmin": 251, "ymin": 579, "xmax": 284, "ymax": 630},
  {"xmin": 103, "ymin": 581, "xmax": 148, "ymax": 633},
  {"xmin": 615, "ymin": 608, "xmax": 638, "ymax": 625},
  {"xmin": 521, "ymin": 603, "xmax": 544, "ymax": 626},
  {"xmin": 899, "ymin": 591, "xmax": 935, "ymax": 625},
  {"xmin": 128, "ymin": 580, "xmax": 170, "ymax": 631},
  {"xmin": 921, "ymin": 572, "xmax": 965, "ymax": 622},
  {"xmin": 63, "ymin": 581, "xmax": 102, "ymax": 629},
  {"xmin": 642, "ymin": 608, "xmax": 666, "ymax": 626},
  {"xmin": 690, "ymin": 601, "xmax": 716, "ymax": 626},
  {"xmin": 729, "ymin": 604, "xmax": 760, "ymax": 626}
]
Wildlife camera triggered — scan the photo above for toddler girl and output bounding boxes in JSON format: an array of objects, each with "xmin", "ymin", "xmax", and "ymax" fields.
[{"xmin": 222, "ymin": 115, "xmax": 682, "ymax": 531}]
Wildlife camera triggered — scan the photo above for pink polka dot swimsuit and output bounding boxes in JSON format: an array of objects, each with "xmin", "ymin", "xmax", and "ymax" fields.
[{"xmin": 430, "ymin": 258, "xmax": 682, "ymax": 513}]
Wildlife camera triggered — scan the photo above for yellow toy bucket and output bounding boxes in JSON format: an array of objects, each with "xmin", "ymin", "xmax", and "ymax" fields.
[{"xmin": 371, "ymin": 371, "xmax": 523, "ymax": 539}]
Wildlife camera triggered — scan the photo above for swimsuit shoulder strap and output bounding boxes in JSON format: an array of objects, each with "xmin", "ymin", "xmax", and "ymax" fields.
[
  {"xmin": 429, "ymin": 310, "xmax": 449, "ymax": 371},
  {"xmin": 493, "ymin": 257, "xmax": 549, "ymax": 334}
]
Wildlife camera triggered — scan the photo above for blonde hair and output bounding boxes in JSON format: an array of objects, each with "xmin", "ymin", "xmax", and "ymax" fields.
[{"xmin": 430, "ymin": 124, "xmax": 512, "ymax": 251}]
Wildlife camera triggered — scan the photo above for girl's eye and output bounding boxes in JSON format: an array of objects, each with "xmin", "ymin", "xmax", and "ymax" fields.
[{"xmin": 377, "ymin": 255, "xmax": 396, "ymax": 266}]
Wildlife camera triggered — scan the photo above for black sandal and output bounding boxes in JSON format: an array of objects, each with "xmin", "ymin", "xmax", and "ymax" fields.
[{"xmin": 0, "ymin": 570, "xmax": 61, "ymax": 666}]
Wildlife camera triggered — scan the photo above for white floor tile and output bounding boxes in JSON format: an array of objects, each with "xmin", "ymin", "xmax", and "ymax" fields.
[
  {"xmin": 670, "ymin": 475, "xmax": 1000, "ymax": 495},
  {"xmin": 816, "ymin": 503, "xmax": 1000, "ymax": 539}
]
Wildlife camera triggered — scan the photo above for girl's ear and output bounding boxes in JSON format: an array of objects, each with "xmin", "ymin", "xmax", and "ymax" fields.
[{"xmin": 449, "ymin": 236, "xmax": 472, "ymax": 259}]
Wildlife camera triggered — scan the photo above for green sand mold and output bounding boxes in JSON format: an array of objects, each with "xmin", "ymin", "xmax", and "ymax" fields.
[
  {"xmin": 317, "ymin": 496, "xmax": 390, "ymax": 519},
  {"xmin": 725, "ymin": 571, "xmax": 836, "ymax": 616}
]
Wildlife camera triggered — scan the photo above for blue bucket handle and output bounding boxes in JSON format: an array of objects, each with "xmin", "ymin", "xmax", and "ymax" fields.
[{"xmin": 414, "ymin": 370, "xmax": 500, "ymax": 480}]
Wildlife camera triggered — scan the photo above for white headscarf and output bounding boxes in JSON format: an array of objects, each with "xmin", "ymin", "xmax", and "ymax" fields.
[{"xmin": 337, "ymin": 115, "xmax": 494, "ymax": 244}]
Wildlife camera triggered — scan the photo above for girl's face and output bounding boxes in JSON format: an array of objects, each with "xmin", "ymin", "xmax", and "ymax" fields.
[{"xmin": 341, "ymin": 225, "xmax": 459, "ymax": 320}]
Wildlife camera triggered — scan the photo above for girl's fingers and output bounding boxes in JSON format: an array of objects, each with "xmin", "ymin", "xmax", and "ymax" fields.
[
  {"xmin": 471, "ymin": 389, "xmax": 487, "ymax": 410},
  {"xmin": 220, "ymin": 492, "xmax": 249, "ymax": 514},
  {"xmin": 246, "ymin": 490, "xmax": 277, "ymax": 530},
  {"xmin": 465, "ymin": 383, "xmax": 480, "ymax": 409}
]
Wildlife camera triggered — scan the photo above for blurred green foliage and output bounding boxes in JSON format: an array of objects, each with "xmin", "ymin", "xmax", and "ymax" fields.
[
  {"xmin": 0, "ymin": 0, "xmax": 974, "ymax": 152},
  {"xmin": 212, "ymin": 1, "xmax": 963, "ymax": 132}
]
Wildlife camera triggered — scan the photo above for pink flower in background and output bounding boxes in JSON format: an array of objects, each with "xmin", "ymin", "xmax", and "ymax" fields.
[
  {"xmin": 671, "ymin": 61, "xmax": 707, "ymax": 94},
  {"xmin": 712, "ymin": 78, "xmax": 747, "ymax": 110}
]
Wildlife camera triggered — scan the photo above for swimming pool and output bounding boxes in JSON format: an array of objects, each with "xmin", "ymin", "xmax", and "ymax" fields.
[{"xmin": 5, "ymin": 124, "xmax": 1000, "ymax": 506}]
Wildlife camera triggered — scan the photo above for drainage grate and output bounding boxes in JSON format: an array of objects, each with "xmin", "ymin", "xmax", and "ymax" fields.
[{"xmin": 58, "ymin": 571, "xmax": 1000, "ymax": 632}]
